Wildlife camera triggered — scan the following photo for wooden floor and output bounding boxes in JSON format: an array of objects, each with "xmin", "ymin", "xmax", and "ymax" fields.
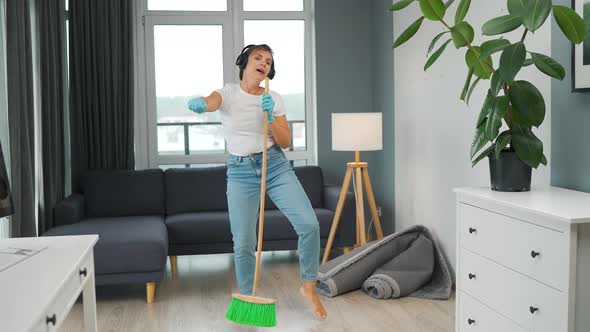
[{"xmin": 59, "ymin": 251, "xmax": 455, "ymax": 332}]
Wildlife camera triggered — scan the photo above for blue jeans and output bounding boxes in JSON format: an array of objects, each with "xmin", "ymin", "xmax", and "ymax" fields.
[{"xmin": 226, "ymin": 145, "xmax": 320, "ymax": 295}]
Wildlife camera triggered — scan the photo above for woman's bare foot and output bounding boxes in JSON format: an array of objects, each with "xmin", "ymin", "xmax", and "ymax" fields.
[{"xmin": 299, "ymin": 281, "xmax": 328, "ymax": 320}]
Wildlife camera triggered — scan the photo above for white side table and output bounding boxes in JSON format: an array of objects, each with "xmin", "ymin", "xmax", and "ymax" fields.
[{"xmin": 0, "ymin": 234, "xmax": 99, "ymax": 332}]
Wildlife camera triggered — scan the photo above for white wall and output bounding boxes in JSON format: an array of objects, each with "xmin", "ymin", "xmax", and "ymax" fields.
[{"xmin": 393, "ymin": 0, "xmax": 552, "ymax": 274}]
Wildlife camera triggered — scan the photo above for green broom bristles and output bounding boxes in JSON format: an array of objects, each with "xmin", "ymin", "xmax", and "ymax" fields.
[{"xmin": 225, "ymin": 296, "xmax": 277, "ymax": 327}]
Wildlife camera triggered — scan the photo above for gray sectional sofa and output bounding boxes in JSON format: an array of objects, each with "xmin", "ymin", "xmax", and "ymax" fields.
[{"xmin": 44, "ymin": 166, "xmax": 356, "ymax": 303}]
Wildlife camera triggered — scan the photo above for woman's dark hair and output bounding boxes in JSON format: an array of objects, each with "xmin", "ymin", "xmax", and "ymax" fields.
[{"xmin": 235, "ymin": 44, "xmax": 275, "ymax": 80}]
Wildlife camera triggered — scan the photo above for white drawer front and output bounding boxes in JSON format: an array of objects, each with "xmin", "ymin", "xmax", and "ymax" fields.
[
  {"xmin": 43, "ymin": 251, "xmax": 93, "ymax": 330},
  {"xmin": 458, "ymin": 291, "xmax": 526, "ymax": 332},
  {"xmin": 459, "ymin": 248, "xmax": 566, "ymax": 332},
  {"xmin": 459, "ymin": 203, "xmax": 568, "ymax": 290},
  {"xmin": 78, "ymin": 250, "xmax": 94, "ymax": 285}
]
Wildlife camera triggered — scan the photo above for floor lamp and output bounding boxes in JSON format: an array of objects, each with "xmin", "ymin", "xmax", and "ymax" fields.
[{"xmin": 322, "ymin": 113, "xmax": 384, "ymax": 264}]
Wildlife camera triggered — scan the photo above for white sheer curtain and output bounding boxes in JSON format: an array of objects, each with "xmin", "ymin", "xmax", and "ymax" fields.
[{"xmin": 0, "ymin": 0, "xmax": 11, "ymax": 238}]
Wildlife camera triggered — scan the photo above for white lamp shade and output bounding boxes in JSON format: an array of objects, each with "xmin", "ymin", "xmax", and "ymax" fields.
[{"xmin": 332, "ymin": 112, "xmax": 383, "ymax": 151}]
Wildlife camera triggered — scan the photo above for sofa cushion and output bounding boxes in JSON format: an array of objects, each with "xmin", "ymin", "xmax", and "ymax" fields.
[
  {"xmin": 83, "ymin": 169, "xmax": 165, "ymax": 218},
  {"xmin": 43, "ymin": 216, "xmax": 168, "ymax": 274},
  {"xmin": 166, "ymin": 211, "xmax": 232, "ymax": 244},
  {"xmin": 165, "ymin": 167, "xmax": 228, "ymax": 214},
  {"xmin": 264, "ymin": 166, "xmax": 325, "ymax": 210},
  {"xmin": 166, "ymin": 208, "xmax": 334, "ymax": 244}
]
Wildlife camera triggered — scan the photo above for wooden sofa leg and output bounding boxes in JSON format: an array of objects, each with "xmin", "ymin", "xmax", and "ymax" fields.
[
  {"xmin": 170, "ymin": 256, "xmax": 178, "ymax": 275},
  {"xmin": 343, "ymin": 246, "xmax": 352, "ymax": 254},
  {"xmin": 146, "ymin": 282, "xmax": 156, "ymax": 304}
]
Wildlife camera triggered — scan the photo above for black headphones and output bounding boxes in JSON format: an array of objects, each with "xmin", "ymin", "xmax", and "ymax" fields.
[{"xmin": 235, "ymin": 44, "xmax": 276, "ymax": 80}]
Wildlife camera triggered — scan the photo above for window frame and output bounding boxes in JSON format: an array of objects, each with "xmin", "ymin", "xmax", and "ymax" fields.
[{"xmin": 134, "ymin": 0, "xmax": 317, "ymax": 168}]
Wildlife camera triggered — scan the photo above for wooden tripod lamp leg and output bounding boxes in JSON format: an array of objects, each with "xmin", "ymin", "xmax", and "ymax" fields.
[
  {"xmin": 355, "ymin": 167, "xmax": 366, "ymax": 244},
  {"xmin": 322, "ymin": 167, "xmax": 353, "ymax": 264},
  {"xmin": 361, "ymin": 167, "xmax": 384, "ymax": 240}
]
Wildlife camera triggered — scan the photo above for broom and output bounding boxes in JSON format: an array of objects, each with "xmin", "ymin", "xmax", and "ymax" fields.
[{"xmin": 225, "ymin": 77, "xmax": 277, "ymax": 327}]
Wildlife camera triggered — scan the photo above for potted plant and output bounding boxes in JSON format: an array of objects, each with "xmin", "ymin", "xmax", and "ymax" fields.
[{"xmin": 390, "ymin": 0, "xmax": 587, "ymax": 191}]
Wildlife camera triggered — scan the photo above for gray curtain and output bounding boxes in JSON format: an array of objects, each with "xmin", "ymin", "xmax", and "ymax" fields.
[
  {"xmin": 38, "ymin": 0, "xmax": 66, "ymax": 234},
  {"xmin": 6, "ymin": 0, "xmax": 36, "ymax": 237},
  {"xmin": 69, "ymin": 0, "xmax": 134, "ymax": 193}
]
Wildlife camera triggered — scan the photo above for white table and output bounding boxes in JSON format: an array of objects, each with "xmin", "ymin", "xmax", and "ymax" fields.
[{"xmin": 0, "ymin": 235, "xmax": 99, "ymax": 332}]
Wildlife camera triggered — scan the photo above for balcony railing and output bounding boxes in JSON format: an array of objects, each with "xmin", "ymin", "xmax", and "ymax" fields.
[{"xmin": 157, "ymin": 120, "xmax": 305, "ymax": 156}]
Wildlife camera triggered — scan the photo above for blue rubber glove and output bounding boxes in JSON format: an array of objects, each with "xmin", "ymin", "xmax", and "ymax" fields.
[
  {"xmin": 261, "ymin": 94, "xmax": 275, "ymax": 123},
  {"xmin": 187, "ymin": 97, "xmax": 207, "ymax": 114}
]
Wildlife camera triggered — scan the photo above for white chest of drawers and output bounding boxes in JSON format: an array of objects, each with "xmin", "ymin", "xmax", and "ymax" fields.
[{"xmin": 455, "ymin": 187, "xmax": 590, "ymax": 332}]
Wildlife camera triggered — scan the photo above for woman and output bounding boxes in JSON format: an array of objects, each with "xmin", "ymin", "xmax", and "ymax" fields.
[{"xmin": 187, "ymin": 44, "xmax": 327, "ymax": 320}]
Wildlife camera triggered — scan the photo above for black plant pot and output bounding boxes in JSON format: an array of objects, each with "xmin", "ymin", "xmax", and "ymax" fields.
[{"xmin": 488, "ymin": 150, "xmax": 532, "ymax": 192}]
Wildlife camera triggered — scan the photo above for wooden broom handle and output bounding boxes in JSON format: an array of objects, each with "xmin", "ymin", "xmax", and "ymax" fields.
[{"xmin": 252, "ymin": 77, "xmax": 270, "ymax": 296}]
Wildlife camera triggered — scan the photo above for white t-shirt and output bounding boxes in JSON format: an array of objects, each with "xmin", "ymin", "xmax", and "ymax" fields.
[{"xmin": 216, "ymin": 83, "xmax": 286, "ymax": 156}]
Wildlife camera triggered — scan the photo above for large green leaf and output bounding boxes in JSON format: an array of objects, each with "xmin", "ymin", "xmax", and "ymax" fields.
[
  {"xmin": 455, "ymin": 0, "xmax": 471, "ymax": 24},
  {"xmin": 425, "ymin": 39, "xmax": 452, "ymax": 70},
  {"xmin": 460, "ymin": 67, "xmax": 475, "ymax": 101},
  {"xmin": 470, "ymin": 123, "xmax": 489, "ymax": 159},
  {"xmin": 393, "ymin": 17, "xmax": 425, "ymax": 48},
  {"xmin": 478, "ymin": 39, "xmax": 511, "ymax": 60},
  {"xmin": 495, "ymin": 130, "xmax": 512, "ymax": 159},
  {"xmin": 451, "ymin": 21, "xmax": 475, "ymax": 48},
  {"xmin": 523, "ymin": 0, "xmax": 552, "ymax": 32},
  {"xmin": 509, "ymin": 80, "xmax": 546, "ymax": 127},
  {"xmin": 485, "ymin": 96, "xmax": 509, "ymax": 140},
  {"xmin": 476, "ymin": 90, "xmax": 495, "ymax": 127},
  {"xmin": 419, "ymin": 0, "xmax": 446, "ymax": 21},
  {"xmin": 511, "ymin": 125, "xmax": 544, "ymax": 168},
  {"xmin": 490, "ymin": 70, "xmax": 504, "ymax": 96},
  {"xmin": 509, "ymin": 0, "xmax": 552, "ymax": 32},
  {"xmin": 389, "ymin": 0, "xmax": 415, "ymax": 11},
  {"xmin": 553, "ymin": 5, "xmax": 586, "ymax": 44},
  {"xmin": 427, "ymin": 31, "xmax": 450, "ymax": 54},
  {"xmin": 499, "ymin": 42, "xmax": 526, "ymax": 82},
  {"xmin": 507, "ymin": 0, "xmax": 526, "ymax": 16},
  {"xmin": 523, "ymin": 58, "xmax": 534, "ymax": 66},
  {"xmin": 530, "ymin": 52, "xmax": 565, "ymax": 80},
  {"xmin": 482, "ymin": 15, "xmax": 522, "ymax": 35},
  {"xmin": 466, "ymin": 47, "xmax": 494, "ymax": 79}
]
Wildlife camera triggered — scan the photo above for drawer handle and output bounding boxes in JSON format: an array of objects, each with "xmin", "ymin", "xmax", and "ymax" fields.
[
  {"xmin": 79, "ymin": 268, "xmax": 88, "ymax": 277},
  {"xmin": 529, "ymin": 306, "xmax": 539, "ymax": 314},
  {"xmin": 468, "ymin": 227, "xmax": 477, "ymax": 234},
  {"xmin": 530, "ymin": 250, "xmax": 540, "ymax": 258},
  {"xmin": 46, "ymin": 314, "xmax": 57, "ymax": 326},
  {"xmin": 468, "ymin": 273, "xmax": 476, "ymax": 280},
  {"xmin": 467, "ymin": 318, "xmax": 475, "ymax": 325}
]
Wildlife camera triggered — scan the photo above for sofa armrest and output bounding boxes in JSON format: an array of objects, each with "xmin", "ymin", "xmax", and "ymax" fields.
[
  {"xmin": 323, "ymin": 185, "xmax": 356, "ymax": 246},
  {"xmin": 53, "ymin": 194, "xmax": 85, "ymax": 226}
]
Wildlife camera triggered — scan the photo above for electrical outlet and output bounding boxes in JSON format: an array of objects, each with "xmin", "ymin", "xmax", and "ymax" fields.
[{"xmin": 377, "ymin": 206, "xmax": 382, "ymax": 217}]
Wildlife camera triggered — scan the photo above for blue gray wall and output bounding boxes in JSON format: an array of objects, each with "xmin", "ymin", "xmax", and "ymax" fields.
[
  {"xmin": 370, "ymin": 0, "xmax": 395, "ymax": 235},
  {"xmin": 315, "ymin": 0, "xmax": 395, "ymax": 234},
  {"xmin": 551, "ymin": 0, "xmax": 590, "ymax": 192}
]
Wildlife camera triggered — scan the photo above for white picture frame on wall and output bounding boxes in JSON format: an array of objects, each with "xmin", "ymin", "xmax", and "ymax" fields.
[{"xmin": 573, "ymin": 0, "xmax": 590, "ymax": 92}]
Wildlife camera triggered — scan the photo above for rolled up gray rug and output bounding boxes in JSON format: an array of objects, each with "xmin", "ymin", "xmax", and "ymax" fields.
[
  {"xmin": 317, "ymin": 224, "xmax": 452, "ymax": 300},
  {"xmin": 361, "ymin": 234, "xmax": 434, "ymax": 299}
]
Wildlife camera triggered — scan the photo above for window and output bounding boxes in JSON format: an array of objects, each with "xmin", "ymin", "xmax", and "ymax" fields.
[
  {"xmin": 137, "ymin": 0, "xmax": 315, "ymax": 168},
  {"xmin": 243, "ymin": 0, "xmax": 303, "ymax": 12},
  {"xmin": 148, "ymin": 0, "xmax": 227, "ymax": 12},
  {"xmin": 152, "ymin": 25, "xmax": 225, "ymax": 156}
]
